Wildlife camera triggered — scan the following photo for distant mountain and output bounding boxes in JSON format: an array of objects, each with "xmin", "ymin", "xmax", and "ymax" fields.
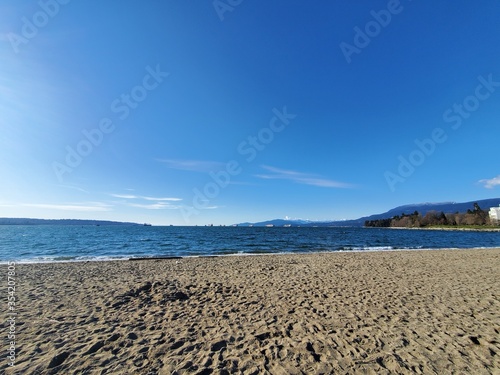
[
  {"xmin": 0, "ymin": 218, "xmax": 139, "ymax": 226},
  {"xmin": 238, "ymin": 219, "xmax": 313, "ymax": 227},
  {"xmin": 238, "ymin": 198, "xmax": 500, "ymax": 227},
  {"xmin": 341, "ymin": 198, "xmax": 500, "ymax": 227}
]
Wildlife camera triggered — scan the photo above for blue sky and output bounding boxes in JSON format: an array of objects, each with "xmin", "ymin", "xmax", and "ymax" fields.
[{"xmin": 1, "ymin": 0, "xmax": 499, "ymax": 225}]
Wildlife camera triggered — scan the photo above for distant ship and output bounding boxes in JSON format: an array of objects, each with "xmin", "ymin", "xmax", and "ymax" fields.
[
  {"xmin": 143, "ymin": 223, "xmax": 152, "ymax": 226},
  {"xmin": 283, "ymin": 224, "xmax": 292, "ymax": 227},
  {"xmin": 265, "ymin": 224, "xmax": 274, "ymax": 227}
]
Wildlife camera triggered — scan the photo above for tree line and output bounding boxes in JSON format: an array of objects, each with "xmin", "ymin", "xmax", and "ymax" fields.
[{"xmin": 365, "ymin": 203, "xmax": 494, "ymax": 228}]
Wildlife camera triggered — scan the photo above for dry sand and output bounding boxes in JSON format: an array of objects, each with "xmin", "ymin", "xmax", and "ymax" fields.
[{"xmin": 3, "ymin": 249, "xmax": 500, "ymax": 374}]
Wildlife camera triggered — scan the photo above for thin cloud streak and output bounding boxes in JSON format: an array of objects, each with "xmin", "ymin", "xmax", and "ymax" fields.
[
  {"xmin": 256, "ymin": 165, "xmax": 355, "ymax": 189},
  {"xmin": 142, "ymin": 196, "xmax": 182, "ymax": 202},
  {"xmin": 109, "ymin": 193, "xmax": 183, "ymax": 210},
  {"xmin": 479, "ymin": 175, "xmax": 500, "ymax": 189},
  {"xmin": 128, "ymin": 202, "xmax": 183, "ymax": 210},
  {"xmin": 110, "ymin": 194, "xmax": 137, "ymax": 199},
  {"xmin": 110, "ymin": 194, "xmax": 182, "ymax": 201},
  {"xmin": 19, "ymin": 203, "xmax": 112, "ymax": 212}
]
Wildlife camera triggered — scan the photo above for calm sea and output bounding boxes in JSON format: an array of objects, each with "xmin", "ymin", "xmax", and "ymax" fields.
[{"xmin": 1, "ymin": 225, "xmax": 500, "ymax": 263}]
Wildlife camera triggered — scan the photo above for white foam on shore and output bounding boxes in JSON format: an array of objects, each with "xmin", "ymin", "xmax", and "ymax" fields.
[
  {"xmin": 3, "ymin": 246, "xmax": 500, "ymax": 264},
  {"xmin": 0, "ymin": 255, "xmax": 132, "ymax": 265}
]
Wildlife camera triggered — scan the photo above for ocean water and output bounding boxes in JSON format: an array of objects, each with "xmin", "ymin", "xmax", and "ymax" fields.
[{"xmin": 1, "ymin": 225, "xmax": 500, "ymax": 263}]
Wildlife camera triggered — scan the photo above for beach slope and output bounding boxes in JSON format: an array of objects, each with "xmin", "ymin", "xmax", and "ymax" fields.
[{"xmin": 4, "ymin": 249, "xmax": 500, "ymax": 374}]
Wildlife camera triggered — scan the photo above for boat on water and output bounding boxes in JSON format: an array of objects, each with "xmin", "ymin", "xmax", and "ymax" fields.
[
  {"xmin": 265, "ymin": 224, "xmax": 274, "ymax": 227},
  {"xmin": 283, "ymin": 224, "xmax": 292, "ymax": 227},
  {"xmin": 143, "ymin": 223, "xmax": 152, "ymax": 226}
]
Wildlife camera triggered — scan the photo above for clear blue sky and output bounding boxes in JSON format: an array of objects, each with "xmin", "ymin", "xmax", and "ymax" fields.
[{"xmin": 1, "ymin": 1, "xmax": 499, "ymax": 225}]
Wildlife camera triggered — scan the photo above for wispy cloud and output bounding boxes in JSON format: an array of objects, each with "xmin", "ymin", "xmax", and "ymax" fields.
[
  {"xmin": 128, "ymin": 202, "xmax": 183, "ymax": 210},
  {"xmin": 156, "ymin": 158, "xmax": 226, "ymax": 172},
  {"xmin": 18, "ymin": 202, "xmax": 112, "ymax": 212},
  {"xmin": 142, "ymin": 196, "xmax": 182, "ymax": 201},
  {"xmin": 110, "ymin": 194, "xmax": 182, "ymax": 201},
  {"xmin": 110, "ymin": 194, "xmax": 137, "ymax": 199},
  {"xmin": 109, "ymin": 193, "xmax": 183, "ymax": 210},
  {"xmin": 479, "ymin": 175, "xmax": 500, "ymax": 189},
  {"xmin": 256, "ymin": 165, "xmax": 354, "ymax": 188}
]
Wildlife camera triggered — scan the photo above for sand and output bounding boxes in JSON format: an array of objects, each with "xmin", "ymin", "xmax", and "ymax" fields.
[{"xmin": 3, "ymin": 249, "xmax": 500, "ymax": 374}]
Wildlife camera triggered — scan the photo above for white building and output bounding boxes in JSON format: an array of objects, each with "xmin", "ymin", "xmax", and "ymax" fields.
[{"xmin": 489, "ymin": 205, "xmax": 500, "ymax": 225}]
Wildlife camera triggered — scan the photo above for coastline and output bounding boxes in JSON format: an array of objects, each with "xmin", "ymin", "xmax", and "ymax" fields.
[
  {"xmin": 4, "ymin": 244, "xmax": 500, "ymax": 265},
  {"xmin": 385, "ymin": 226, "xmax": 500, "ymax": 232},
  {"xmin": 3, "ymin": 244, "xmax": 500, "ymax": 265},
  {"xmin": 5, "ymin": 248, "xmax": 500, "ymax": 374}
]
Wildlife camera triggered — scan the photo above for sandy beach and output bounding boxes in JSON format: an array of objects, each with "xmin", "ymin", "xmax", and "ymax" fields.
[{"xmin": 4, "ymin": 249, "xmax": 500, "ymax": 374}]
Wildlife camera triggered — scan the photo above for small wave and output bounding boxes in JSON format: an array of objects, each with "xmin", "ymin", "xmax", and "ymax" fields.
[
  {"xmin": 339, "ymin": 246, "xmax": 392, "ymax": 251},
  {"xmin": 1, "ymin": 255, "xmax": 131, "ymax": 264}
]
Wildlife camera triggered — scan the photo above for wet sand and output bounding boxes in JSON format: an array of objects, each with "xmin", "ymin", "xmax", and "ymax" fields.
[{"xmin": 4, "ymin": 248, "xmax": 500, "ymax": 374}]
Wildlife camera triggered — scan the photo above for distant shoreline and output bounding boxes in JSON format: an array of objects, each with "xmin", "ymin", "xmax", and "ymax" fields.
[
  {"xmin": 384, "ymin": 226, "xmax": 500, "ymax": 232},
  {"xmin": 0, "ymin": 218, "xmax": 139, "ymax": 226}
]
